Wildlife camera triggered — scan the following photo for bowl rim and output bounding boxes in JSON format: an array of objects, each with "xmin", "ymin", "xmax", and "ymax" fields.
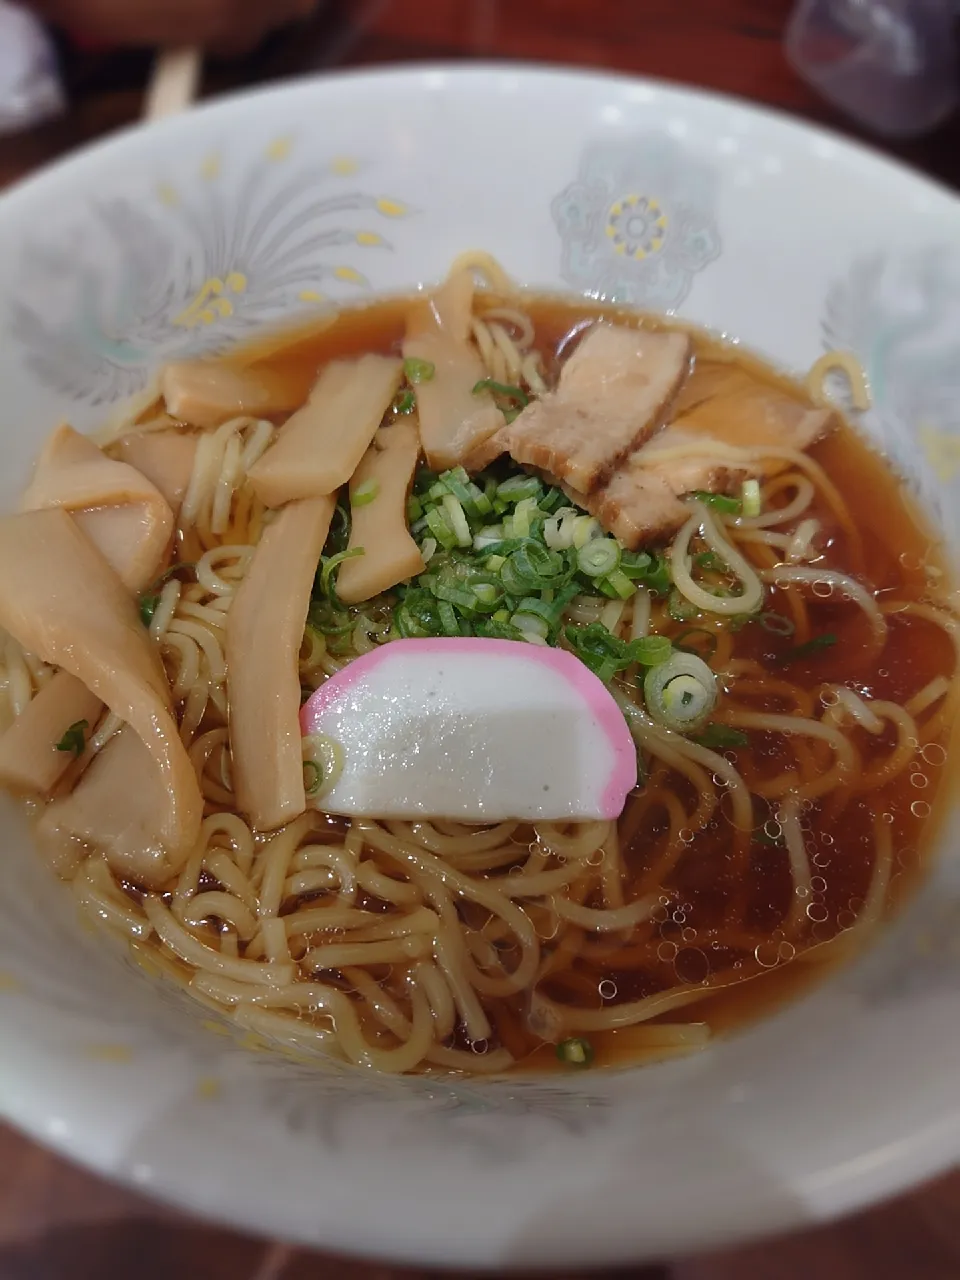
[{"xmin": 2, "ymin": 59, "xmax": 958, "ymax": 217}]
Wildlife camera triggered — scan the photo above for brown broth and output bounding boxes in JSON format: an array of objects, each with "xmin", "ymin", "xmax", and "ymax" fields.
[{"xmin": 231, "ymin": 292, "xmax": 958, "ymax": 1073}]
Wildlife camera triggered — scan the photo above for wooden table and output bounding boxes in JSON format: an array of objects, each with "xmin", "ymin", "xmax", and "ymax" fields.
[{"xmin": 1, "ymin": 1, "xmax": 959, "ymax": 1276}]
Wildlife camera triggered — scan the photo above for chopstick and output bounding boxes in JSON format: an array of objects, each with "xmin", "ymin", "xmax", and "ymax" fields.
[{"xmin": 144, "ymin": 47, "xmax": 203, "ymax": 120}]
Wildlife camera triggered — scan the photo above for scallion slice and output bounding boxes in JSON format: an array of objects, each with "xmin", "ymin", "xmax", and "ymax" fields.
[
  {"xmin": 471, "ymin": 582, "xmax": 501, "ymax": 609},
  {"xmin": 473, "ymin": 526, "xmax": 504, "ymax": 551},
  {"xmin": 508, "ymin": 496, "xmax": 539, "ymax": 539},
  {"xmin": 572, "ymin": 515, "xmax": 600, "ymax": 549},
  {"xmin": 598, "ymin": 567, "xmax": 636, "ymax": 600},
  {"xmin": 512, "ymin": 611, "xmax": 550, "ymax": 642},
  {"xmin": 632, "ymin": 635, "xmax": 673, "ymax": 667},
  {"xmin": 556, "ymin": 1037, "xmax": 594, "ymax": 1068},
  {"xmin": 694, "ymin": 724, "xmax": 749, "ymax": 749},
  {"xmin": 473, "ymin": 379, "xmax": 530, "ymax": 422},
  {"xmin": 741, "ymin": 478, "xmax": 762, "ymax": 519},
  {"xmin": 424, "ymin": 505, "xmax": 458, "ymax": 550},
  {"xmin": 692, "ymin": 491, "xmax": 740, "ymax": 514},
  {"xmin": 403, "ymin": 357, "xmax": 435, "ymax": 383},
  {"xmin": 496, "ymin": 474, "xmax": 542, "ymax": 504},
  {"xmin": 395, "ymin": 589, "xmax": 442, "ymax": 638},
  {"xmin": 577, "ymin": 538, "xmax": 620, "ymax": 578},
  {"xmin": 644, "ymin": 652, "xmax": 718, "ymax": 733},
  {"xmin": 139, "ymin": 595, "xmax": 159, "ymax": 627},
  {"xmin": 776, "ymin": 632, "xmax": 838, "ymax": 665},
  {"xmin": 352, "ymin": 479, "xmax": 379, "ymax": 508},
  {"xmin": 320, "ymin": 547, "xmax": 365, "ymax": 601},
  {"xmin": 55, "ymin": 718, "xmax": 88, "ymax": 757},
  {"xmin": 441, "ymin": 494, "xmax": 472, "ymax": 548},
  {"xmin": 434, "ymin": 582, "xmax": 480, "ymax": 611},
  {"xmin": 301, "ymin": 733, "xmax": 344, "ymax": 802},
  {"xmin": 437, "ymin": 599, "xmax": 462, "ymax": 636}
]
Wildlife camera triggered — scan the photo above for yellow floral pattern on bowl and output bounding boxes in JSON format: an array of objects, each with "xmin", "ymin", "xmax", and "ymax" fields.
[{"xmin": 10, "ymin": 137, "xmax": 415, "ymax": 405}]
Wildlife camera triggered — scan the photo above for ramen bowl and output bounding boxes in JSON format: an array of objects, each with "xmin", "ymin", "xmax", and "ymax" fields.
[{"xmin": 1, "ymin": 66, "xmax": 960, "ymax": 1268}]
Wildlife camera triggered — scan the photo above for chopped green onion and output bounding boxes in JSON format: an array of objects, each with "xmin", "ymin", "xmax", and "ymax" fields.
[
  {"xmin": 424, "ymin": 505, "xmax": 458, "ymax": 550},
  {"xmin": 632, "ymin": 635, "xmax": 673, "ymax": 667},
  {"xmin": 673, "ymin": 628, "xmax": 719, "ymax": 660},
  {"xmin": 407, "ymin": 495, "xmax": 424, "ymax": 522},
  {"xmin": 473, "ymin": 379, "xmax": 530, "ymax": 422},
  {"xmin": 556, "ymin": 1037, "xmax": 594, "ymax": 1068},
  {"xmin": 437, "ymin": 599, "xmax": 462, "ymax": 636},
  {"xmin": 55, "ymin": 719, "xmax": 88, "ymax": 758},
  {"xmin": 694, "ymin": 724, "xmax": 749, "ymax": 749},
  {"xmin": 577, "ymin": 538, "xmax": 620, "ymax": 579},
  {"xmin": 776, "ymin": 632, "xmax": 838, "ymax": 665},
  {"xmin": 325, "ymin": 499, "xmax": 351, "ymax": 556},
  {"xmin": 473, "ymin": 526, "xmax": 504, "ymax": 551},
  {"xmin": 496, "ymin": 474, "xmax": 541, "ymax": 504},
  {"xmin": 438, "ymin": 469, "xmax": 483, "ymax": 517},
  {"xmin": 644, "ymin": 652, "xmax": 717, "ymax": 733},
  {"xmin": 692, "ymin": 491, "xmax": 740, "ymax": 514},
  {"xmin": 512, "ymin": 611, "xmax": 549, "ymax": 642},
  {"xmin": 511, "ymin": 595, "xmax": 562, "ymax": 629},
  {"xmin": 420, "ymin": 536, "xmax": 438, "ymax": 564},
  {"xmin": 302, "ymin": 734, "xmax": 344, "ymax": 802},
  {"xmin": 564, "ymin": 622, "xmax": 633, "ymax": 683},
  {"xmin": 139, "ymin": 595, "xmax": 159, "ymax": 627},
  {"xmin": 741, "ymin": 478, "xmax": 762, "ymax": 519},
  {"xmin": 758, "ymin": 611, "xmax": 795, "ymax": 637},
  {"xmin": 308, "ymin": 598, "xmax": 354, "ymax": 638},
  {"xmin": 434, "ymin": 582, "xmax": 480, "ymax": 611},
  {"xmin": 352, "ymin": 479, "xmax": 379, "ymax": 508},
  {"xmin": 395, "ymin": 589, "xmax": 442, "ymax": 638},
  {"xmin": 506, "ymin": 542, "xmax": 567, "ymax": 590},
  {"xmin": 622, "ymin": 550, "xmax": 671, "ymax": 596},
  {"xmin": 540, "ymin": 487, "xmax": 566, "ymax": 514},
  {"xmin": 392, "ymin": 388, "xmax": 416, "ymax": 414},
  {"xmin": 543, "ymin": 507, "xmax": 579, "ymax": 551},
  {"xmin": 572, "ymin": 515, "xmax": 600, "ymax": 549},
  {"xmin": 508, "ymin": 496, "xmax": 539, "ymax": 540},
  {"xmin": 472, "ymin": 582, "xmax": 501, "ymax": 609},
  {"xmin": 403, "ymin": 357, "xmax": 435, "ymax": 383},
  {"xmin": 618, "ymin": 550, "xmax": 652, "ymax": 580},
  {"xmin": 320, "ymin": 547, "xmax": 365, "ymax": 602},
  {"xmin": 441, "ymin": 494, "xmax": 472, "ymax": 548},
  {"xmin": 598, "ymin": 567, "xmax": 636, "ymax": 600},
  {"xmin": 473, "ymin": 619, "xmax": 518, "ymax": 640}
]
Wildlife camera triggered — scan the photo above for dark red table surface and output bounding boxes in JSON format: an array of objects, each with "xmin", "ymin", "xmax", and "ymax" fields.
[{"xmin": 1, "ymin": 2, "xmax": 958, "ymax": 1277}]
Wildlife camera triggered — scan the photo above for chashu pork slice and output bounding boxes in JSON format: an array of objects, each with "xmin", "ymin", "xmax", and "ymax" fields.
[
  {"xmin": 568, "ymin": 363, "xmax": 836, "ymax": 549},
  {"xmin": 503, "ymin": 324, "xmax": 691, "ymax": 494}
]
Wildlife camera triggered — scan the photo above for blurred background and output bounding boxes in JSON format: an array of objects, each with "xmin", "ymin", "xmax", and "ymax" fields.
[{"xmin": 0, "ymin": 1, "xmax": 958, "ymax": 1277}]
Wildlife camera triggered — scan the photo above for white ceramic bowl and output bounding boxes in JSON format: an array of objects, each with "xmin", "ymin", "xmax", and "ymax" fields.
[{"xmin": 1, "ymin": 65, "xmax": 959, "ymax": 1269}]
